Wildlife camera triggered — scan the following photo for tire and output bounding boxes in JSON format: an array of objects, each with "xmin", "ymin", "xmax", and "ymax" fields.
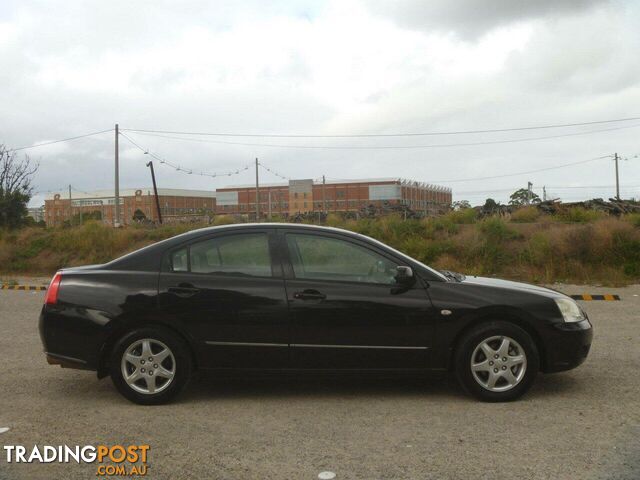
[
  {"xmin": 455, "ymin": 321, "xmax": 539, "ymax": 402},
  {"xmin": 110, "ymin": 327, "xmax": 192, "ymax": 405}
]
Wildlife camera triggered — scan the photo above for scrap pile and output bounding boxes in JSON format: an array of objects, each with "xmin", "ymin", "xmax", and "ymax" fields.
[{"xmin": 536, "ymin": 198, "xmax": 640, "ymax": 216}]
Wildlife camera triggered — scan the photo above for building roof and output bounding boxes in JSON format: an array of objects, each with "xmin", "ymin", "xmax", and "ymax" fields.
[
  {"xmin": 218, "ymin": 177, "xmax": 403, "ymax": 190},
  {"xmin": 45, "ymin": 188, "xmax": 216, "ymax": 200}
]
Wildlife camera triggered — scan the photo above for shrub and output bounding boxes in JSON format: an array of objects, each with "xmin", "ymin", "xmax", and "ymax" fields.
[
  {"xmin": 624, "ymin": 213, "xmax": 640, "ymax": 228},
  {"xmin": 445, "ymin": 208, "xmax": 477, "ymax": 224},
  {"xmin": 555, "ymin": 207, "xmax": 605, "ymax": 223},
  {"xmin": 510, "ymin": 206, "xmax": 541, "ymax": 223}
]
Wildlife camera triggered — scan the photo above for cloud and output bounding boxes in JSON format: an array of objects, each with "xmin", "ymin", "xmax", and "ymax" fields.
[
  {"xmin": 0, "ymin": 0, "xmax": 638, "ymax": 208},
  {"xmin": 368, "ymin": 0, "xmax": 609, "ymax": 39}
]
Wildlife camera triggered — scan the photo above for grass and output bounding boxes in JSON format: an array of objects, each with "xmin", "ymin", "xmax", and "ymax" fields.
[{"xmin": 1, "ymin": 208, "xmax": 640, "ymax": 285}]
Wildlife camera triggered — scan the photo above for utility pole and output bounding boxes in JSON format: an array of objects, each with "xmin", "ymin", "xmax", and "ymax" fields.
[
  {"xmin": 322, "ymin": 175, "xmax": 326, "ymax": 214},
  {"xmin": 146, "ymin": 161, "xmax": 163, "ymax": 224},
  {"xmin": 268, "ymin": 190, "xmax": 272, "ymax": 220},
  {"xmin": 255, "ymin": 158, "xmax": 260, "ymax": 221},
  {"xmin": 614, "ymin": 152, "xmax": 620, "ymax": 200},
  {"xmin": 114, "ymin": 123, "xmax": 120, "ymax": 227},
  {"xmin": 527, "ymin": 181, "xmax": 533, "ymax": 205},
  {"xmin": 68, "ymin": 185, "xmax": 72, "ymax": 225}
]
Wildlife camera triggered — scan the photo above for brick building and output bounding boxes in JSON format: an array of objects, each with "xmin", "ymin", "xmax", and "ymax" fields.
[
  {"xmin": 216, "ymin": 178, "xmax": 452, "ymax": 217},
  {"xmin": 44, "ymin": 188, "xmax": 217, "ymax": 227}
]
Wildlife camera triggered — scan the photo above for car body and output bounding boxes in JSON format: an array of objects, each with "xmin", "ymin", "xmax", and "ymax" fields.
[{"xmin": 39, "ymin": 223, "xmax": 592, "ymax": 404}]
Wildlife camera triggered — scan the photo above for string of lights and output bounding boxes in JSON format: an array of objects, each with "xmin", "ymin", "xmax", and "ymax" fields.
[
  {"xmin": 258, "ymin": 161, "xmax": 289, "ymax": 180},
  {"xmin": 119, "ymin": 131, "xmax": 251, "ymax": 179}
]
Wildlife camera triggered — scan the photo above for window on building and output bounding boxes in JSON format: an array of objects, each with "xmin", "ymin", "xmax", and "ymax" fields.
[{"xmin": 336, "ymin": 190, "xmax": 345, "ymax": 198}]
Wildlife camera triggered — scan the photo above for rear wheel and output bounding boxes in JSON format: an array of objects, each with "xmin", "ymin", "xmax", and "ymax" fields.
[
  {"xmin": 110, "ymin": 327, "xmax": 192, "ymax": 405},
  {"xmin": 455, "ymin": 321, "xmax": 539, "ymax": 402}
]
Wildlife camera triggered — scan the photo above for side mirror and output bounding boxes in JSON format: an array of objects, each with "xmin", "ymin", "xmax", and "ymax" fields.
[{"xmin": 394, "ymin": 266, "xmax": 414, "ymax": 286}]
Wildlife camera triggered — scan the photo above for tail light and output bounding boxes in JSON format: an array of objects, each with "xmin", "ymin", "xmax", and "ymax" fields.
[{"xmin": 45, "ymin": 272, "xmax": 62, "ymax": 305}]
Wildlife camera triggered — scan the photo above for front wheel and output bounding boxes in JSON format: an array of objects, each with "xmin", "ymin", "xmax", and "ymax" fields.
[
  {"xmin": 110, "ymin": 327, "xmax": 192, "ymax": 405},
  {"xmin": 455, "ymin": 321, "xmax": 539, "ymax": 402}
]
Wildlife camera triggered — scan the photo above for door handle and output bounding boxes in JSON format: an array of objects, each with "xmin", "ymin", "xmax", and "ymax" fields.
[
  {"xmin": 293, "ymin": 289, "xmax": 326, "ymax": 301},
  {"xmin": 168, "ymin": 285, "xmax": 201, "ymax": 298}
]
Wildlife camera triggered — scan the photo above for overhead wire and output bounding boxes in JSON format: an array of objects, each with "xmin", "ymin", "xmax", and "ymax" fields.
[
  {"xmin": 122, "ymin": 115, "xmax": 640, "ymax": 138},
  {"xmin": 121, "ymin": 123, "xmax": 640, "ymax": 150},
  {"xmin": 431, "ymin": 155, "xmax": 613, "ymax": 183},
  {"xmin": 8, "ymin": 129, "xmax": 114, "ymax": 152}
]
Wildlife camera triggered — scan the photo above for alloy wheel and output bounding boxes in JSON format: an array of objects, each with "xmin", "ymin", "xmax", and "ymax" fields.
[
  {"xmin": 470, "ymin": 335, "xmax": 527, "ymax": 392},
  {"xmin": 121, "ymin": 338, "xmax": 176, "ymax": 395}
]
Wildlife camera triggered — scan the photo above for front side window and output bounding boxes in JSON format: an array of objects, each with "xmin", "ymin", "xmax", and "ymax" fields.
[
  {"xmin": 171, "ymin": 248, "xmax": 188, "ymax": 272},
  {"xmin": 171, "ymin": 233, "xmax": 272, "ymax": 277},
  {"xmin": 286, "ymin": 234, "xmax": 397, "ymax": 285}
]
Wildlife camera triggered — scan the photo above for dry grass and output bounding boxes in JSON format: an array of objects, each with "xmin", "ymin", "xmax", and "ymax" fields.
[{"xmin": 1, "ymin": 211, "xmax": 640, "ymax": 285}]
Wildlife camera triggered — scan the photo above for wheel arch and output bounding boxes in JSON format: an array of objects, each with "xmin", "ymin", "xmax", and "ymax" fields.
[
  {"xmin": 447, "ymin": 306, "xmax": 546, "ymax": 372},
  {"xmin": 97, "ymin": 318, "xmax": 198, "ymax": 379}
]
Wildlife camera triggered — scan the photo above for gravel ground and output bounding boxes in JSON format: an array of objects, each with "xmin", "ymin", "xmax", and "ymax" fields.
[{"xmin": 0, "ymin": 285, "xmax": 638, "ymax": 479}]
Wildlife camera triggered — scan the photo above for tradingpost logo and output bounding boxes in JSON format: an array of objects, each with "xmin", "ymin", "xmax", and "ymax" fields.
[{"xmin": 3, "ymin": 444, "xmax": 150, "ymax": 476}]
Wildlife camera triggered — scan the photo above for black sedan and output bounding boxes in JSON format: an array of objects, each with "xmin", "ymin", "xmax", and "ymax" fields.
[{"xmin": 39, "ymin": 223, "xmax": 592, "ymax": 404}]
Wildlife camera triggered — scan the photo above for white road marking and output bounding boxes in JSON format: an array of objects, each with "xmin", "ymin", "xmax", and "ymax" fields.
[
  {"xmin": 0, "ymin": 427, "xmax": 9, "ymax": 434},
  {"xmin": 318, "ymin": 472, "xmax": 336, "ymax": 480}
]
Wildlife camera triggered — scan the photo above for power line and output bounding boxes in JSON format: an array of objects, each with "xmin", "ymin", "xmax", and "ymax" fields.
[
  {"xmin": 432, "ymin": 155, "xmax": 613, "ymax": 183},
  {"xmin": 8, "ymin": 129, "xmax": 114, "ymax": 152},
  {"xmin": 119, "ymin": 131, "xmax": 251, "ymax": 178},
  {"xmin": 122, "ymin": 115, "xmax": 640, "ymax": 138},
  {"xmin": 122, "ymin": 123, "xmax": 640, "ymax": 150}
]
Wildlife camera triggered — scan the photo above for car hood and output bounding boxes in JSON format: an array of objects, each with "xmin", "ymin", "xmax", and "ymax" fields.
[{"xmin": 460, "ymin": 276, "xmax": 565, "ymax": 299}]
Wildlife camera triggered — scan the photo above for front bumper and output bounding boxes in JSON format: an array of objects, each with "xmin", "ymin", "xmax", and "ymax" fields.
[{"xmin": 543, "ymin": 319, "xmax": 593, "ymax": 373}]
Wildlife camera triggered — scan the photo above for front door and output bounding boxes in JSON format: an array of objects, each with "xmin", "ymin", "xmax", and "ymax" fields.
[
  {"xmin": 158, "ymin": 229, "xmax": 289, "ymax": 369},
  {"xmin": 281, "ymin": 230, "xmax": 435, "ymax": 370}
]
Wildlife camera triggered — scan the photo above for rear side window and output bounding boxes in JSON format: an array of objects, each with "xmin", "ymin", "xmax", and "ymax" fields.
[{"xmin": 172, "ymin": 233, "xmax": 272, "ymax": 277}]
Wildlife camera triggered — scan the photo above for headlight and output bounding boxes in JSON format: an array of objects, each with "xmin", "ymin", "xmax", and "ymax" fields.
[{"xmin": 554, "ymin": 298, "xmax": 586, "ymax": 322}]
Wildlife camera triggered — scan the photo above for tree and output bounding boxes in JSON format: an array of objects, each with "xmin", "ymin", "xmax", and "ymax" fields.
[
  {"xmin": 0, "ymin": 145, "xmax": 38, "ymax": 229},
  {"xmin": 509, "ymin": 188, "xmax": 540, "ymax": 206},
  {"xmin": 452, "ymin": 200, "xmax": 471, "ymax": 210},
  {"xmin": 132, "ymin": 209, "xmax": 147, "ymax": 222},
  {"xmin": 483, "ymin": 198, "xmax": 499, "ymax": 210}
]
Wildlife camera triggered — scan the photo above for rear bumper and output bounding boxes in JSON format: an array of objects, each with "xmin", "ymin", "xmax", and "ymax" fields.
[
  {"xmin": 45, "ymin": 352, "xmax": 92, "ymax": 370},
  {"xmin": 39, "ymin": 306, "xmax": 104, "ymax": 371},
  {"xmin": 543, "ymin": 319, "xmax": 593, "ymax": 373}
]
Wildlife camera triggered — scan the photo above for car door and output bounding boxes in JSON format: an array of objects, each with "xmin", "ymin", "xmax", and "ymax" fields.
[
  {"xmin": 158, "ymin": 228, "xmax": 290, "ymax": 369},
  {"xmin": 280, "ymin": 229, "xmax": 436, "ymax": 370}
]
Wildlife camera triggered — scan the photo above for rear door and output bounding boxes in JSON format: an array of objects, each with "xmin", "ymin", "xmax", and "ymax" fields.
[
  {"xmin": 280, "ymin": 229, "xmax": 436, "ymax": 370},
  {"xmin": 158, "ymin": 228, "xmax": 290, "ymax": 369}
]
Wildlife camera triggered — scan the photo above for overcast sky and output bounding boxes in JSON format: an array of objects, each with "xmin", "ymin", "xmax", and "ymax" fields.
[{"xmin": 1, "ymin": 0, "xmax": 639, "ymax": 207}]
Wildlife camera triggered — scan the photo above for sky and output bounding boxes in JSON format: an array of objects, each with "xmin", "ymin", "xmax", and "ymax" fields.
[{"xmin": 1, "ymin": 0, "xmax": 639, "ymax": 207}]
